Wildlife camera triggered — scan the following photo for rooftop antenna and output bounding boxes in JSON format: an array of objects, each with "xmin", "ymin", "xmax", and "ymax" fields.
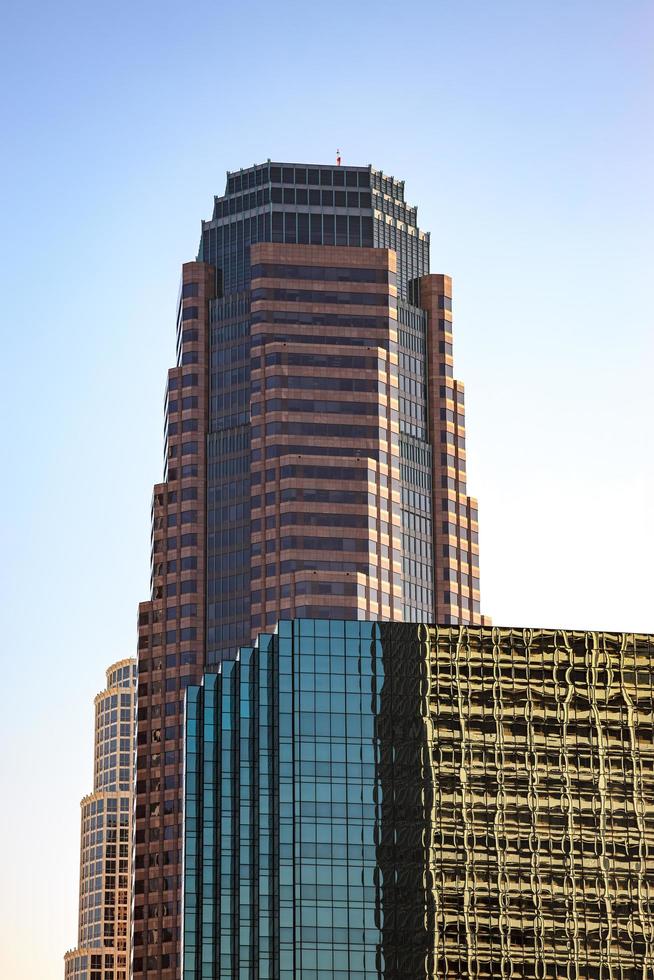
[{"xmin": 336, "ymin": 148, "xmax": 342, "ymax": 166}]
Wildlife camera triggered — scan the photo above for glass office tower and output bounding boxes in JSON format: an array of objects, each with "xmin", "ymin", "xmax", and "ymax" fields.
[
  {"xmin": 198, "ymin": 161, "xmax": 482, "ymax": 664},
  {"xmin": 133, "ymin": 162, "xmax": 485, "ymax": 980},
  {"xmin": 65, "ymin": 660, "xmax": 136, "ymax": 980},
  {"xmin": 183, "ymin": 622, "xmax": 654, "ymax": 980}
]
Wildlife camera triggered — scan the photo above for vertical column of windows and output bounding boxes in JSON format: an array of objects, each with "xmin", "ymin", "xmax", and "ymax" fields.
[
  {"xmin": 133, "ymin": 263, "xmax": 213, "ymax": 980},
  {"xmin": 256, "ymin": 634, "xmax": 275, "ymax": 980},
  {"xmin": 219, "ymin": 661, "xmax": 238, "ymax": 977},
  {"xmin": 180, "ymin": 687, "xmax": 200, "ymax": 980},
  {"xmin": 419, "ymin": 275, "xmax": 484, "ymax": 625},
  {"xmin": 237, "ymin": 655, "xmax": 256, "ymax": 975},
  {"xmin": 206, "ymin": 297, "xmax": 252, "ymax": 665},
  {"xmin": 396, "ymin": 300, "xmax": 435, "ymax": 621}
]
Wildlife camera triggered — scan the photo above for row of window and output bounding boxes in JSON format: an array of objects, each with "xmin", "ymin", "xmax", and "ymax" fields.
[
  {"xmin": 270, "ymin": 211, "xmax": 374, "ymax": 247},
  {"xmin": 442, "ymin": 591, "xmax": 482, "ymax": 612},
  {"xmin": 255, "ymin": 397, "xmax": 381, "ymax": 417},
  {"xmin": 211, "ymin": 339, "xmax": 249, "ymax": 367},
  {"xmin": 401, "ymin": 508, "xmax": 432, "ymax": 536},
  {"xmin": 252, "ymin": 581, "xmax": 359, "ymax": 603},
  {"xmin": 441, "ymin": 475, "xmax": 468, "ymax": 493},
  {"xmin": 251, "ymin": 311, "xmax": 391, "ymax": 334},
  {"xmin": 256, "ymin": 536, "xmax": 372, "ymax": 554},
  {"xmin": 251, "ymin": 263, "xmax": 388, "ymax": 284},
  {"xmin": 440, "ymin": 447, "xmax": 466, "ymax": 468},
  {"xmin": 152, "ymin": 532, "xmax": 197, "ymax": 552},
  {"xmin": 208, "ymin": 317, "xmax": 249, "ymax": 343},
  {"xmin": 398, "ymin": 329, "xmax": 426, "ymax": 358},
  {"xmin": 252, "ymin": 421, "xmax": 381, "ymax": 441},
  {"xmin": 254, "ymin": 463, "xmax": 370, "ymax": 483},
  {"xmin": 400, "ymin": 461, "xmax": 431, "ymax": 490},
  {"xmin": 370, "ymin": 169, "xmax": 405, "ymax": 201},
  {"xmin": 402, "ymin": 554, "xmax": 434, "ymax": 582},
  {"xmin": 158, "ymin": 556, "xmax": 197, "ymax": 573},
  {"xmin": 252, "ymin": 286, "xmax": 389, "ymax": 307},
  {"xmin": 252, "ymin": 512, "xmax": 372, "ymax": 531},
  {"xmin": 164, "ymin": 510, "xmax": 197, "ymax": 526},
  {"xmin": 442, "ymin": 521, "xmax": 479, "ymax": 542},
  {"xmin": 210, "ymin": 409, "xmax": 249, "ymax": 431},
  {"xmin": 139, "ymin": 618, "xmax": 197, "ymax": 646},
  {"xmin": 399, "ymin": 373, "xmax": 426, "ymax": 398},
  {"xmin": 402, "ymin": 486, "xmax": 432, "ymax": 513},
  {"xmin": 255, "ymin": 351, "xmax": 384, "ymax": 372},
  {"xmin": 168, "ymin": 441, "xmax": 199, "ymax": 459},
  {"xmin": 253, "ymin": 444, "xmax": 384, "ymax": 465},
  {"xmin": 209, "ymin": 387, "xmax": 248, "ymax": 411},
  {"xmin": 400, "ymin": 437, "xmax": 431, "ymax": 467},
  {"xmin": 261, "ymin": 374, "xmax": 384, "ymax": 393},
  {"xmin": 226, "ymin": 165, "xmax": 370, "ymax": 196},
  {"xmin": 163, "ymin": 580, "xmax": 196, "ymax": 596},
  {"xmin": 373, "ymin": 190, "xmax": 417, "ymax": 228},
  {"xmin": 166, "ymin": 395, "xmax": 198, "ymax": 414},
  {"xmin": 270, "ymin": 187, "xmax": 371, "ymax": 208},
  {"xmin": 153, "ymin": 487, "xmax": 198, "ymax": 507},
  {"xmin": 441, "ymin": 432, "xmax": 466, "ymax": 452},
  {"xmin": 167, "ymin": 373, "xmax": 198, "ymax": 390}
]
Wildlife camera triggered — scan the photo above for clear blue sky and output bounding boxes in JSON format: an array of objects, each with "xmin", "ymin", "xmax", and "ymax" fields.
[{"xmin": 0, "ymin": 1, "xmax": 652, "ymax": 976}]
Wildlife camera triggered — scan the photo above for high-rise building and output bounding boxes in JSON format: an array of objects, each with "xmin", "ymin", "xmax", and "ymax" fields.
[
  {"xmin": 65, "ymin": 659, "xmax": 136, "ymax": 980},
  {"xmin": 133, "ymin": 161, "xmax": 486, "ymax": 979},
  {"xmin": 182, "ymin": 621, "xmax": 654, "ymax": 980}
]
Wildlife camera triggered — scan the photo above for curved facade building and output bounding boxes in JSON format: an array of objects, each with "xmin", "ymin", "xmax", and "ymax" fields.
[{"xmin": 65, "ymin": 659, "xmax": 136, "ymax": 980}]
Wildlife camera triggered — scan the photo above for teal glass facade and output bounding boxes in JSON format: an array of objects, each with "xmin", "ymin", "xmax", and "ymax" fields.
[{"xmin": 182, "ymin": 619, "xmax": 431, "ymax": 980}]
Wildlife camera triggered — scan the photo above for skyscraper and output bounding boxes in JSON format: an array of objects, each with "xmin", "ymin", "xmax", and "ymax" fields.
[
  {"xmin": 65, "ymin": 659, "xmax": 136, "ymax": 980},
  {"xmin": 183, "ymin": 621, "xmax": 654, "ymax": 980},
  {"xmin": 133, "ymin": 161, "xmax": 485, "ymax": 979}
]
